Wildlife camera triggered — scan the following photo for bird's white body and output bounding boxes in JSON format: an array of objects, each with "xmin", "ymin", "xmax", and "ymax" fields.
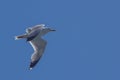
[{"xmin": 15, "ymin": 24, "xmax": 55, "ymax": 70}]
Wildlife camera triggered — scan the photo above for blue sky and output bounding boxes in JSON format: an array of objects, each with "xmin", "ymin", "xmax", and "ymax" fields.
[{"xmin": 0, "ymin": 0, "xmax": 120, "ymax": 80}]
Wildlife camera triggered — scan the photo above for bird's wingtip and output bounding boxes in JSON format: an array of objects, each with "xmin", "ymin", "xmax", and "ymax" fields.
[
  {"xmin": 14, "ymin": 36, "xmax": 19, "ymax": 40},
  {"xmin": 29, "ymin": 67, "xmax": 33, "ymax": 70}
]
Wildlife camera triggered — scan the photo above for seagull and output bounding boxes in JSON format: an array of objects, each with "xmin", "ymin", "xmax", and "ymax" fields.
[{"xmin": 15, "ymin": 24, "xmax": 55, "ymax": 70}]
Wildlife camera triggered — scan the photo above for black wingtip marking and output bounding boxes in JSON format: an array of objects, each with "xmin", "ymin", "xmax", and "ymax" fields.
[{"xmin": 29, "ymin": 59, "xmax": 40, "ymax": 69}]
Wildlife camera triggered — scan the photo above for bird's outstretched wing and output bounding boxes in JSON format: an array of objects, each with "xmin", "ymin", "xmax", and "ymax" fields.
[
  {"xmin": 29, "ymin": 35, "xmax": 47, "ymax": 70},
  {"xmin": 15, "ymin": 29, "xmax": 40, "ymax": 41},
  {"xmin": 15, "ymin": 34, "xmax": 28, "ymax": 40}
]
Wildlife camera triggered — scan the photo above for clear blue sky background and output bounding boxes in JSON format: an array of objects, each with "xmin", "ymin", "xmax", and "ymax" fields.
[{"xmin": 0, "ymin": 0, "xmax": 119, "ymax": 80}]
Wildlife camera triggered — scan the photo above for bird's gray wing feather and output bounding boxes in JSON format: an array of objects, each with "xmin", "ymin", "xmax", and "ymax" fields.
[
  {"xmin": 15, "ymin": 34, "xmax": 28, "ymax": 40},
  {"xmin": 29, "ymin": 37, "xmax": 47, "ymax": 69},
  {"xmin": 27, "ymin": 29, "xmax": 40, "ymax": 41}
]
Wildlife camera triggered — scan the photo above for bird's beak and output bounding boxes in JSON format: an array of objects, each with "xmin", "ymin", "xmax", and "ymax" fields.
[{"xmin": 50, "ymin": 29, "xmax": 56, "ymax": 31}]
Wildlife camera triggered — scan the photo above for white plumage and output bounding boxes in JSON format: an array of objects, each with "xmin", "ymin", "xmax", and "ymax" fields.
[{"xmin": 15, "ymin": 24, "xmax": 55, "ymax": 70}]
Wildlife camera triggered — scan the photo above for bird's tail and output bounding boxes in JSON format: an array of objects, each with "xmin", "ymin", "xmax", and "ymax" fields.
[{"xmin": 15, "ymin": 34, "xmax": 28, "ymax": 40}]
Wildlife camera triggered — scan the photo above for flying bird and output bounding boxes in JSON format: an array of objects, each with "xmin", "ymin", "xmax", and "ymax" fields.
[{"xmin": 15, "ymin": 24, "xmax": 55, "ymax": 70}]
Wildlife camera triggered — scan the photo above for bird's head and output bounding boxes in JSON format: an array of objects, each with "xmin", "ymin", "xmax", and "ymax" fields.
[{"xmin": 40, "ymin": 27, "xmax": 56, "ymax": 36}]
